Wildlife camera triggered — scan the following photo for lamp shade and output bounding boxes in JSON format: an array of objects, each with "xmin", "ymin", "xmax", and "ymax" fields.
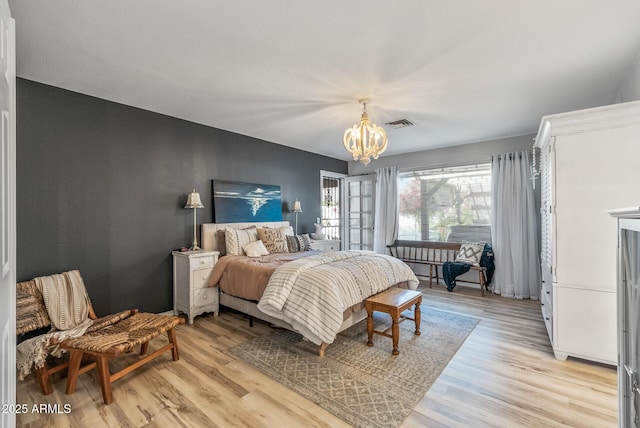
[
  {"xmin": 184, "ymin": 190, "xmax": 204, "ymax": 209},
  {"xmin": 293, "ymin": 199, "xmax": 302, "ymax": 213}
]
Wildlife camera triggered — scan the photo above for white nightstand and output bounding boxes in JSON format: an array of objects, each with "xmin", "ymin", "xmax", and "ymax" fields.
[
  {"xmin": 309, "ymin": 239, "xmax": 341, "ymax": 252},
  {"xmin": 172, "ymin": 250, "xmax": 220, "ymax": 324}
]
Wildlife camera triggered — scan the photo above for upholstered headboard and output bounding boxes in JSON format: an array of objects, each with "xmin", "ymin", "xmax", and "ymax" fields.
[{"xmin": 201, "ymin": 221, "xmax": 291, "ymax": 252}]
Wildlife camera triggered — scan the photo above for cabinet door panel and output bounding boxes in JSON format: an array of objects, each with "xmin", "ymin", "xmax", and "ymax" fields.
[
  {"xmin": 555, "ymin": 126, "xmax": 640, "ymax": 291},
  {"xmin": 555, "ymin": 285, "xmax": 616, "ymax": 363},
  {"xmin": 619, "ymin": 224, "xmax": 640, "ymax": 427}
]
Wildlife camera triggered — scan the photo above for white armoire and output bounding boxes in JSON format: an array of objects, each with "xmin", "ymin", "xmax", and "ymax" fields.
[{"xmin": 535, "ymin": 100, "xmax": 640, "ymax": 365}]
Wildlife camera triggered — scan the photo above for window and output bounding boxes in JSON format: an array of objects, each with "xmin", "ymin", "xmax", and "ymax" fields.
[{"xmin": 398, "ymin": 163, "xmax": 492, "ymax": 243}]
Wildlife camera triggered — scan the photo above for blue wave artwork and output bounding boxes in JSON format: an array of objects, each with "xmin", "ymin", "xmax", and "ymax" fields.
[{"xmin": 212, "ymin": 180, "xmax": 283, "ymax": 223}]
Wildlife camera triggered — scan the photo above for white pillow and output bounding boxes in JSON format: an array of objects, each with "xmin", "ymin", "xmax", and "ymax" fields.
[
  {"xmin": 456, "ymin": 242, "xmax": 484, "ymax": 266},
  {"xmin": 225, "ymin": 226, "xmax": 259, "ymax": 256},
  {"xmin": 243, "ymin": 240, "xmax": 270, "ymax": 258}
]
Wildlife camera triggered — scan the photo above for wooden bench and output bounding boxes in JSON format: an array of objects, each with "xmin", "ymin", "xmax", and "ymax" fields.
[
  {"xmin": 387, "ymin": 240, "xmax": 489, "ymax": 296},
  {"xmin": 16, "ymin": 271, "xmax": 184, "ymax": 404},
  {"xmin": 365, "ymin": 288, "xmax": 422, "ymax": 355},
  {"xmin": 62, "ymin": 312, "xmax": 183, "ymax": 404}
]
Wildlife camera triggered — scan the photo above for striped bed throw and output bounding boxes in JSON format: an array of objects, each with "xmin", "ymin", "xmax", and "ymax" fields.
[{"xmin": 257, "ymin": 251, "xmax": 419, "ymax": 345}]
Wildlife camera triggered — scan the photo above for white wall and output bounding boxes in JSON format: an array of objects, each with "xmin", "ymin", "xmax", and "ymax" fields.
[
  {"xmin": 349, "ymin": 133, "xmax": 542, "ymax": 256},
  {"xmin": 348, "ymin": 134, "xmax": 535, "ymax": 176},
  {"xmin": 617, "ymin": 50, "xmax": 640, "ymax": 102}
]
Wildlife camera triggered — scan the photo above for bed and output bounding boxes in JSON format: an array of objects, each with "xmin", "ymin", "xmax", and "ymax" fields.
[{"xmin": 201, "ymin": 221, "xmax": 419, "ymax": 356}]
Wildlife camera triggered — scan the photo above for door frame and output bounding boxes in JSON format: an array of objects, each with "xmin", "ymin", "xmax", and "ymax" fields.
[
  {"xmin": 0, "ymin": 1, "xmax": 17, "ymax": 427},
  {"xmin": 319, "ymin": 170, "xmax": 347, "ymax": 246}
]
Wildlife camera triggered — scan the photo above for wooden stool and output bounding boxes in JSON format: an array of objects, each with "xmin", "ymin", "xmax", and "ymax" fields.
[{"xmin": 365, "ymin": 288, "xmax": 422, "ymax": 355}]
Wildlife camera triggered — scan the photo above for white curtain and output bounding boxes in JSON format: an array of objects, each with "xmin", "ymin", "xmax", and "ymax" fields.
[
  {"xmin": 491, "ymin": 151, "xmax": 541, "ymax": 299},
  {"xmin": 374, "ymin": 166, "xmax": 399, "ymax": 254}
]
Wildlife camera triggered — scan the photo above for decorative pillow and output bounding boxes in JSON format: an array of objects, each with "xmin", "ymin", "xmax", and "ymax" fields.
[
  {"xmin": 456, "ymin": 242, "xmax": 485, "ymax": 266},
  {"xmin": 286, "ymin": 235, "xmax": 300, "ymax": 252},
  {"xmin": 243, "ymin": 240, "xmax": 270, "ymax": 258},
  {"xmin": 257, "ymin": 227, "xmax": 289, "ymax": 253},
  {"xmin": 284, "ymin": 225, "xmax": 294, "ymax": 236},
  {"xmin": 286, "ymin": 234, "xmax": 312, "ymax": 252},
  {"xmin": 225, "ymin": 226, "xmax": 259, "ymax": 256},
  {"xmin": 300, "ymin": 233, "xmax": 312, "ymax": 250},
  {"xmin": 216, "ymin": 230, "xmax": 227, "ymax": 256}
]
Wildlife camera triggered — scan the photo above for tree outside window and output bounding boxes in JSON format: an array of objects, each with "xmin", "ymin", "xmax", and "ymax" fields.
[{"xmin": 398, "ymin": 164, "xmax": 491, "ymax": 243}]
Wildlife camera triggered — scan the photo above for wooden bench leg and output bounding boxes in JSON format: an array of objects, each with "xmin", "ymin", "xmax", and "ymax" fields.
[
  {"xmin": 429, "ymin": 265, "xmax": 433, "ymax": 288},
  {"xmin": 140, "ymin": 342, "xmax": 149, "ymax": 356},
  {"xmin": 35, "ymin": 366, "xmax": 52, "ymax": 395},
  {"xmin": 479, "ymin": 271, "xmax": 486, "ymax": 297},
  {"xmin": 319, "ymin": 342, "xmax": 329, "ymax": 357},
  {"xmin": 414, "ymin": 302, "xmax": 422, "ymax": 336},
  {"xmin": 96, "ymin": 355, "xmax": 113, "ymax": 405},
  {"xmin": 366, "ymin": 308, "xmax": 374, "ymax": 347},
  {"xmin": 484, "ymin": 271, "xmax": 489, "ymax": 293},
  {"xmin": 167, "ymin": 328, "xmax": 179, "ymax": 361},
  {"xmin": 391, "ymin": 316, "xmax": 400, "ymax": 355}
]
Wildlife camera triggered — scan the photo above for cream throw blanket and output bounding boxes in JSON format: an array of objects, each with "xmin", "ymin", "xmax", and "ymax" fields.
[{"xmin": 16, "ymin": 271, "xmax": 94, "ymax": 380}]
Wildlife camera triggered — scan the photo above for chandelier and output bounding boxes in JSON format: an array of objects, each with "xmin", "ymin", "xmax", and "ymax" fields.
[{"xmin": 343, "ymin": 99, "xmax": 388, "ymax": 165}]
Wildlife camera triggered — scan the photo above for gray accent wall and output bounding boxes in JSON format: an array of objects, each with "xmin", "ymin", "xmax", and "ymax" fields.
[{"xmin": 16, "ymin": 79, "xmax": 347, "ymax": 315}]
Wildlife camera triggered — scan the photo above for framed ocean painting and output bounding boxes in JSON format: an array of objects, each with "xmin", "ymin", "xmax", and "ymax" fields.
[{"xmin": 212, "ymin": 180, "xmax": 283, "ymax": 223}]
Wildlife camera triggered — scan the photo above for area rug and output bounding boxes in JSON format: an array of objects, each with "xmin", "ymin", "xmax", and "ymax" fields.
[{"xmin": 230, "ymin": 307, "xmax": 479, "ymax": 428}]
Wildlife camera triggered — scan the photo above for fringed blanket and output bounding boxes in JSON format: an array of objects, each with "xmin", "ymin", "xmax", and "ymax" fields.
[
  {"xmin": 257, "ymin": 251, "xmax": 419, "ymax": 345},
  {"xmin": 16, "ymin": 271, "xmax": 93, "ymax": 380}
]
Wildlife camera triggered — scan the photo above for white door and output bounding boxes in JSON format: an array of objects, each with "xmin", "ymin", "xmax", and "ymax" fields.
[
  {"xmin": 344, "ymin": 174, "xmax": 375, "ymax": 251},
  {"xmin": 0, "ymin": 1, "xmax": 16, "ymax": 427}
]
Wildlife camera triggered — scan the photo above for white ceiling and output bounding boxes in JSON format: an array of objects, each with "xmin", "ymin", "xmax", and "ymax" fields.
[{"xmin": 8, "ymin": 1, "xmax": 640, "ymax": 161}]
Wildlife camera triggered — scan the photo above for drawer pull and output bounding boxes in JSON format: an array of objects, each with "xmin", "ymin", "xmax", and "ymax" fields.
[
  {"xmin": 541, "ymin": 302, "xmax": 544, "ymax": 306},
  {"xmin": 545, "ymin": 317, "xmax": 550, "ymax": 321}
]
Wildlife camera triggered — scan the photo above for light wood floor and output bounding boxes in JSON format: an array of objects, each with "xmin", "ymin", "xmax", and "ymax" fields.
[{"xmin": 16, "ymin": 284, "xmax": 618, "ymax": 427}]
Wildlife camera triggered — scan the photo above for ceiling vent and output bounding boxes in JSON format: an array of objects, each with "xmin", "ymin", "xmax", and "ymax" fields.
[{"xmin": 384, "ymin": 118, "xmax": 414, "ymax": 129}]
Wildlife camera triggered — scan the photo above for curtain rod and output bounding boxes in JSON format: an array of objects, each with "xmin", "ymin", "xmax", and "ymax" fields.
[
  {"xmin": 492, "ymin": 150, "xmax": 530, "ymax": 160},
  {"xmin": 398, "ymin": 149, "xmax": 532, "ymax": 174},
  {"xmin": 398, "ymin": 158, "xmax": 492, "ymax": 174}
]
